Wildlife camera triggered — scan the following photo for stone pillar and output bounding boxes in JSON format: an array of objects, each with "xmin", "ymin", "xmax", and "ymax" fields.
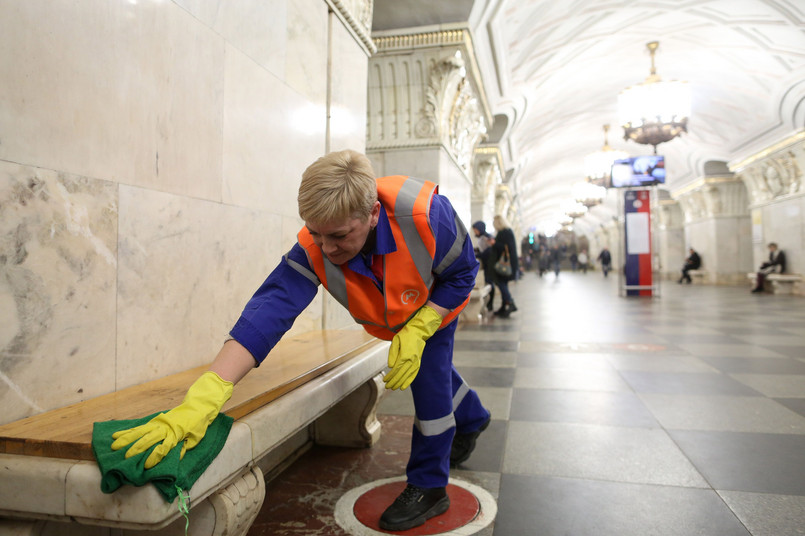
[
  {"xmin": 366, "ymin": 26, "xmax": 492, "ymax": 225},
  {"xmin": 472, "ymin": 147, "xmax": 504, "ymax": 227},
  {"xmin": 673, "ymin": 176, "xmax": 752, "ymax": 284},
  {"xmin": 656, "ymin": 199, "xmax": 685, "ymax": 280},
  {"xmin": 731, "ymin": 131, "xmax": 805, "ymax": 279}
]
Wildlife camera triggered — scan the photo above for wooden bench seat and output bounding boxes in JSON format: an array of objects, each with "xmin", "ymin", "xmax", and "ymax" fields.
[{"xmin": 0, "ymin": 330, "xmax": 389, "ymax": 536}]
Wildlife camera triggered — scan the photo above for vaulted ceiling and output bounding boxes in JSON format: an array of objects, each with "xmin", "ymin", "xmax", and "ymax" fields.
[{"xmin": 373, "ymin": 0, "xmax": 805, "ymax": 236}]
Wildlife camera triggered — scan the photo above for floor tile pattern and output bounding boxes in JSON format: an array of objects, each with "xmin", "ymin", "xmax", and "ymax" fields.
[{"xmin": 248, "ymin": 273, "xmax": 805, "ymax": 535}]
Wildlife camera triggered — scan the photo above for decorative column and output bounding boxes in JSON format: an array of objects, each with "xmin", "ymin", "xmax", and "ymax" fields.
[
  {"xmin": 367, "ymin": 25, "xmax": 492, "ymax": 225},
  {"xmin": 672, "ymin": 176, "xmax": 752, "ymax": 284},
  {"xmin": 730, "ymin": 131, "xmax": 805, "ymax": 278},
  {"xmin": 655, "ymin": 198, "xmax": 685, "ymax": 280},
  {"xmin": 472, "ymin": 146, "xmax": 504, "ymax": 226}
]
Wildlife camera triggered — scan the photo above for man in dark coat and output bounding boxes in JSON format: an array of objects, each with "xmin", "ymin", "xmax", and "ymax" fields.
[
  {"xmin": 679, "ymin": 248, "xmax": 702, "ymax": 284},
  {"xmin": 752, "ymin": 242, "xmax": 786, "ymax": 293}
]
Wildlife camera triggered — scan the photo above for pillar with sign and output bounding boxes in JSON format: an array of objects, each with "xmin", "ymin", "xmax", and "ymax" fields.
[{"xmin": 623, "ymin": 189, "xmax": 653, "ymax": 296}]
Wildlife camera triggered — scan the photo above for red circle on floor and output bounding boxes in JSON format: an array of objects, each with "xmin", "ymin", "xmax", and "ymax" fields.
[{"xmin": 354, "ymin": 481, "xmax": 480, "ymax": 535}]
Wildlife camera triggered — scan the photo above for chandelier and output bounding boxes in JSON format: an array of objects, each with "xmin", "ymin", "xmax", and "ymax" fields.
[
  {"xmin": 561, "ymin": 199, "xmax": 588, "ymax": 220},
  {"xmin": 584, "ymin": 125, "xmax": 628, "ymax": 186},
  {"xmin": 618, "ymin": 41, "xmax": 690, "ymax": 154},
  {"xmin": 572, "ymin": 179, "xmax": 607, "ymax": 208}
]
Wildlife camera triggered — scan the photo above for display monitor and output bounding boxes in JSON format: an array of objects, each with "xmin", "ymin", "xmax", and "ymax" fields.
[{"xmin": 610, "ymin": 155, "xmax": 665, "ymax": 188}]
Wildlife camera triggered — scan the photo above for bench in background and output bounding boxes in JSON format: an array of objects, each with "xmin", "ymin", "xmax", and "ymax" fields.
[
  {"xmin": 747, "ymin": 273, "xmax": 803, "ymax": 294},
  {"xmin": 0, "ymin": 330, "xmax": 389, "ymax": 536},
  {"xmin": 460, "ymin": 271, "xmax": 493, "ymax": 324},
  {"xmin": 687, "ymin": 269, "xmax": 708, "ymax": 284}
]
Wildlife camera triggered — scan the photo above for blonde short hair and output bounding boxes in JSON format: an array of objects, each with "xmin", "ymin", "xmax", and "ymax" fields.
[
  {"xmin": 493, "ymin": 214, "xmax": 510, "ymax": 231},
  {"xmin": 298, "ymin": 150, "xmax": 378, "ymax": 224}
]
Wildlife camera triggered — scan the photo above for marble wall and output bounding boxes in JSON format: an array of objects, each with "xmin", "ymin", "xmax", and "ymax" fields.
[
  {"xmin": 655, "ymin": 200, "xmax": 686, "ymax": 280},
  {"xmin": 672, "ymin": 177, "xmax": 753, "ymax": 285},
  {"xmin": 0, "ymin": 0, "xmax": 372, "ymax": 423},
  {"xmin": 732, "ymin": 133, "xmax": 805, "ymax": 278}
]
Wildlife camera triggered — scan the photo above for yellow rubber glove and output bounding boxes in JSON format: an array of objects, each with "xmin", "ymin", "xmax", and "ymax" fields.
[
  {"xmin": 111, "ymin": 371, "xmax": 233, "ymax": 469},
  {"xmin": 383, "ymin": 305, "xmax": 443, "ymax": 390}
]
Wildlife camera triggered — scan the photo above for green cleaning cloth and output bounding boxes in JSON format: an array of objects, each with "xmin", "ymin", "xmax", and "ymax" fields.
[{"xmin": 92, "ymin": 411, "xmax": 234, "ymax": 502}]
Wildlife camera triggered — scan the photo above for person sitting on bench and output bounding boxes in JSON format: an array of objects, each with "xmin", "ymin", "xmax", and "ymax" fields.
[
  {"xmin": 679, "ymin": 248, "xmax": 701, "ymax": 284},
  {"xmin": 752, "ymin": 242, "xmax": 786, "ymax": 293}
]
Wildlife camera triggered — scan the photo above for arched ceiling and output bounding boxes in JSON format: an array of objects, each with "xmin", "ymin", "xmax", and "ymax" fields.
[{"xmin": 373, "ymin": 0, "xmax": 805, "ymax": 235}]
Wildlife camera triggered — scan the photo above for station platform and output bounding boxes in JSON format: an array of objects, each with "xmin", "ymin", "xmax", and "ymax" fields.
[{"xmin": 247, "ymin": 273, "xmax": 805, "ymax": 535}]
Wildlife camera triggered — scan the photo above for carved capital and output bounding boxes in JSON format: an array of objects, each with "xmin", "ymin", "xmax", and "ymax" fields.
[
  {"xmin": 657, "ymin": 200, "xmax": 684, "ymax": 229},
  {"xmin": 473, "ymin": 148, "xmax": 503, "ymax": 201},
  {"xmin": 674, "ymin": 177, "xmax": 748, "ymax": 221},
  {"xmin": 731, "ymin": 133, "xmax": 805, "ymax": 206},
  {"xmin": 367, "ymin": 27, "xmax": 490, "ymax": 177}
]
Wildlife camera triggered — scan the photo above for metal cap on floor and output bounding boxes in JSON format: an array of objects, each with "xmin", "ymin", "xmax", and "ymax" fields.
[{"xmin": 335, "ymin": 476, "xmax": 497, "ymax": 535}]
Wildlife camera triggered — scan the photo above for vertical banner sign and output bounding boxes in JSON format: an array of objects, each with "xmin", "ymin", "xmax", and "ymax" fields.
[{"xmin": 624, "ymin": 189, "xmax": 652, "ymax": 296}]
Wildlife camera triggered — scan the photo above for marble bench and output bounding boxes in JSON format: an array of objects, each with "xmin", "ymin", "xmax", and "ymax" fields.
[
  {"xmin": 746, "ymin": 273, "xmax": 803, "ymax": 294},
  {"xmin": 460, "ymin": 283, "xmax": 493, "ymax": 324},
  {"xmin": 0, "ymin": 330, "xmax": 389, "ymax": 536},
  {"xmin": 686, "ymin": 269, "xmax": 708, "ymax": 284}
]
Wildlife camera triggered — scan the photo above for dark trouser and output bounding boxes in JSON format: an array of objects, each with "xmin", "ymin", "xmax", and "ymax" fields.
[
  {"xmin": 680, "ymin": 267, "xmax": 693, "ymax": 283},
  {"xmin": 496, "ymin": 277, "xmax": 513, "ymax": 305},
  {"xmin": 754, "ymin": 272, "xmax": 768, "ymax": 291},
  {"xmin": 407, "ymin": 321, "xmax": 490, "ymax": 488}
]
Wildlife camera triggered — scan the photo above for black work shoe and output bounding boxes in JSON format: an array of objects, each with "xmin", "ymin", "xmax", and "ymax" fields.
[
  {"xmin": 379, "ymin": 484, "xmax": 449, "ymax": 531},
  {"xmin": 450, "ymin": 414, "xmax": 491, "ymax": 467}
]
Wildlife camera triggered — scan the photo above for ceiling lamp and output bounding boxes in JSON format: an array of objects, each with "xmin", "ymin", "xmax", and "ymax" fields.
[
  {"xmin": 618, "ymin": 41, "xmax": 690, "ymax": 154},
  {"xmin": 584, "ymin": 125, "xmax": 628, "ymax": 186},
  {"xmin": 561, "ymin": 199, "xmax": 588, "ymax": 220},
  {"xmin": 572, "ymin": 179, "xmax": 607, "ymax": 208}
]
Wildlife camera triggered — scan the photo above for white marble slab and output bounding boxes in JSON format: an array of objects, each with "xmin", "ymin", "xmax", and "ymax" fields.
[
  {"xmin": 0, "ymin": 454, "xmax": 74, "ymax": 516},
  {"xmin": 0, "ymin": 0, "xmax": 225, "ymax": 202},
  {"xmin": 173, "ymin": 0, "xmax": 288, "ymax": 81},
  {"xmin": 221, "ymin": 43, "xmax": 326, "ymax": 216},
  {"xmin": 0, "ymin": 162, "xmax": 118, "ymax": 423},
  {"xmin": 329, "ymin": 13, "xmax": 370, "ymax": 152},
  {"xmin": 115, "ymin": 185, "xmax": 285, "ymax": 387}
]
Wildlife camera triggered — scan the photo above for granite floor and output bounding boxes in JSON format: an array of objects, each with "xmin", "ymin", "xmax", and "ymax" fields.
[{"xmin": 247, "ymin": 272, "xmax": 805, "ymax": 536}]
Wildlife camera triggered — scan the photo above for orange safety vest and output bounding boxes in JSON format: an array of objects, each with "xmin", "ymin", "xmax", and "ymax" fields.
[{"xmin": 296, "ymin": 175, "xmax": 470, "ymax": 341}]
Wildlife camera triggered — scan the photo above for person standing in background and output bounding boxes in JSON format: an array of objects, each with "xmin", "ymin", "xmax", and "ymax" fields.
[
  {"xmin": 491, "ymin": 214, "xmax": 519, "ymax": 318},
  {"xmin": 577, "ymin": 249, "xmax": 589, "ymax": 274},
  {"xmin": 597, "ymin": 247, "xmax": 612, "ymax": 277},
  {"xmin": 549, "ymin": 245, "xmax": 562, "ymax": 278},
  {"xmin": 472, "ymin": 221, "xmax": 496, "ymax": 312}
]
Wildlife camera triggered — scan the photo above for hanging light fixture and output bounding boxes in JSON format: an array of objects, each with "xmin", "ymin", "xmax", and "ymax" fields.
[
  {"xmin": 618, "ymin": 41, "xmax": 690, "ymax": 154},
  {"xmin": 584, "ymin": 124, "xmax": 628, "ymax": 186},
  {"xmin": 561, "ymin": 199, "xmax": 588, "ymax": 220},
  {"xmin": 572, "ymin": 179, "xmax": 607, "ymax": 208}
]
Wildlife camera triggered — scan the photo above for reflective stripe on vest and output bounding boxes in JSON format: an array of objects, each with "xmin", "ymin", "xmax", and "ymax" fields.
[{"xmin": 294, "ymin": 176, "xmax": 469, "ymax": 340}]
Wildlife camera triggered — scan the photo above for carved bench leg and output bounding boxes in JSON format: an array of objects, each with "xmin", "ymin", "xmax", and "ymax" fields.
[
  {"xmin": 769, "ymin": 281, "xmax": 795, "ymax": 295},
  {"xmin": 313, "ymin": 373, "xmax": 384, "ymax": 448},
  {"xmin": 209, "ymin": 466, "xmax": 266, "ymax": 536}
]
